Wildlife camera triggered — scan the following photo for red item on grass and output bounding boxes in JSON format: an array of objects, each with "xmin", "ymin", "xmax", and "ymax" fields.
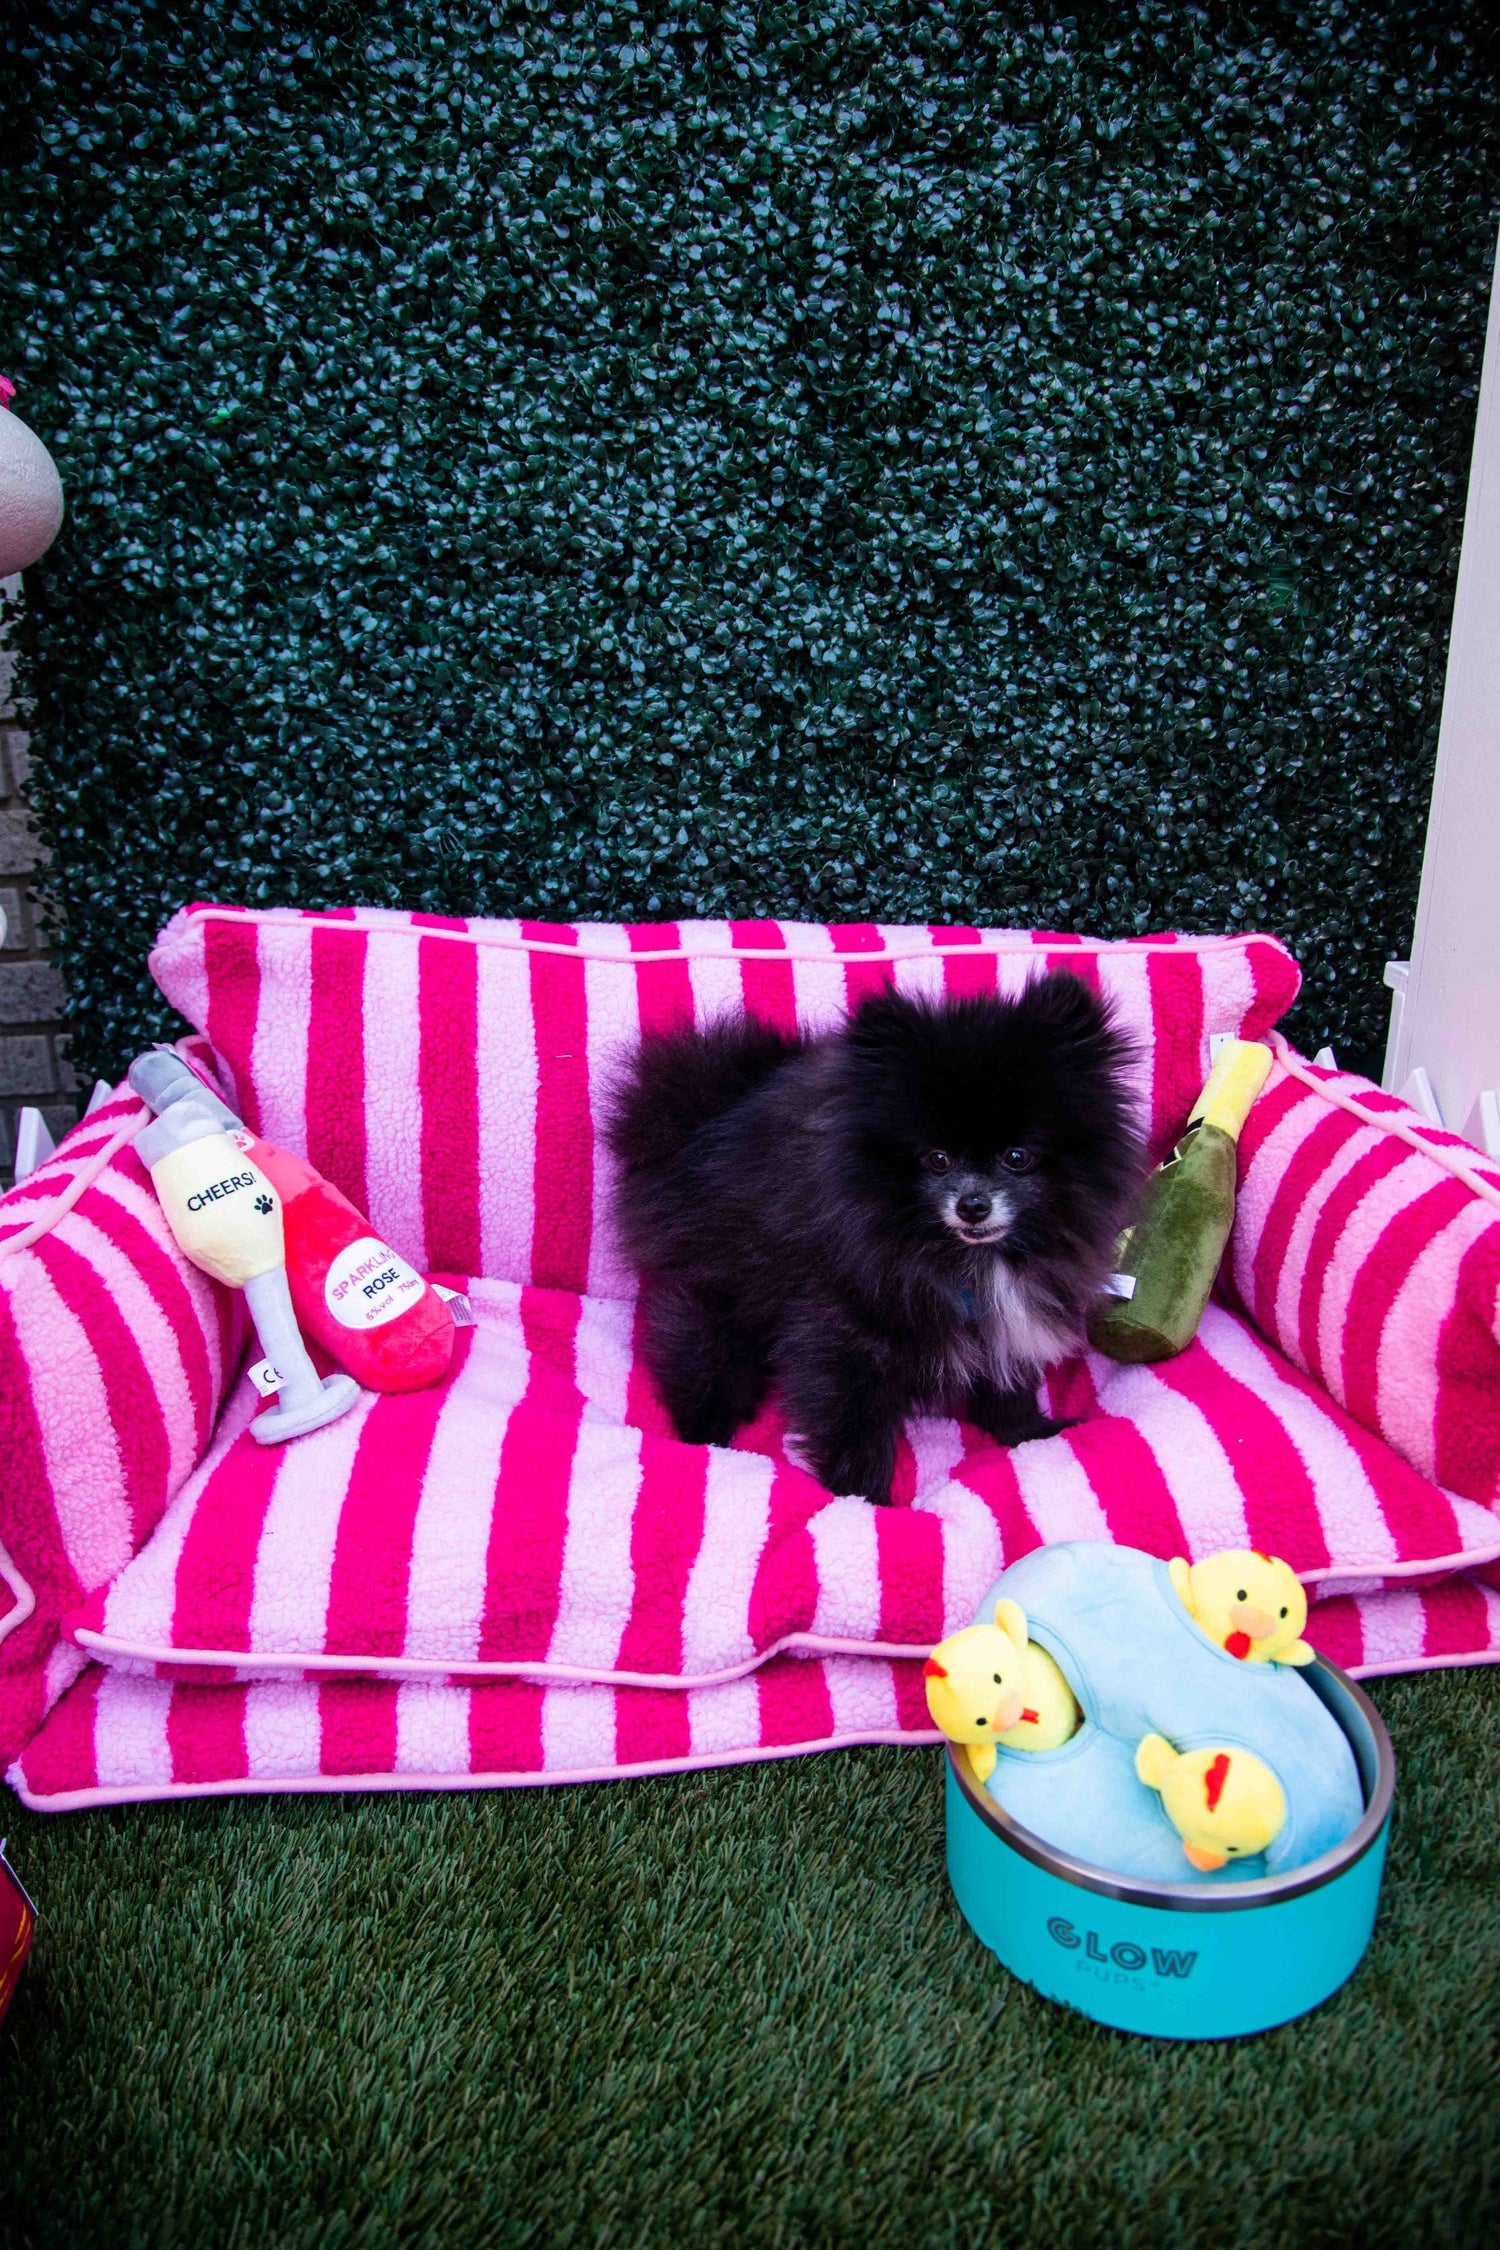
[
  {"xmin": 234, "ymin": 1133, "xmax": 456, "ymax": 1394},
  {"xmin": 0, "ymin": 1843, "xmax": 35, "ymax": 2024}
]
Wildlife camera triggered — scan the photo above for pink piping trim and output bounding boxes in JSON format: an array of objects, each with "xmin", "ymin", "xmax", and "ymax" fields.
[
  {"xmin": 69, "ymin": 1533, "xmax": 1500, "ymax": 1686},
  {"xmin": 1298, "ymin": 1536, "xmax": 1500, "ymax": 1581},
  {"xmin": 1269, "ymin": 1036, "xmax": 1500, "ymax": 1213},
  {"xmin": 0, "ymin": 1107, "xmax": 149, "ymax": 1265},
  {"xmin": 18, "ymin": 1642, "xmax": 1500, "ymax": 1808},
  {"xmin": 70, "ymin": 1626, "xmax": 942, "ymax": 1687},
  {"xmin": 1348, "ymin": 1647, "xmax": 1500, "ymax": 1680},
  {"xmin": 0, "ymin": 1536, "xmax": 36, "ymax": 1650},
  {"xmin": 173, "ymin": 907, "xmax": 1285, "ymax": 968},
  {"xmin": 10, "ymin": 1723, "xmax": 947, "ymax": 1812}
]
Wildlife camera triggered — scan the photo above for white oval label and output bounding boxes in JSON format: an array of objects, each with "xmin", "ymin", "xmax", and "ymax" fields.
[{"xmin": 324, "ymin": 1236, "xmax": 426, "ymax": 1330}]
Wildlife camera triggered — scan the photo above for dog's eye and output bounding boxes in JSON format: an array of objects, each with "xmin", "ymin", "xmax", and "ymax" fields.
[
  {"xmin": 1000, "ymin": 1147, "xmax": 1036, "ymax": 1174},
  {"xmin": 921, "ymin": 1149, "xmax": 952, "ymax": 1174}
]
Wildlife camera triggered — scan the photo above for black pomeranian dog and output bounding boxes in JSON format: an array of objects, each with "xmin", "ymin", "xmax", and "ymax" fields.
[{"xmin": 607, "ymin": 975, "xmax": 1142, "ymax": 1506}]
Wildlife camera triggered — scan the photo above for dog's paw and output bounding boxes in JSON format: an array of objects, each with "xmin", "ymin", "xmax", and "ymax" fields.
[
  {"xmin": 668, "ymin": 1405, "xmax": 744, "ymax": 1449},
  {"xmin": 966, "ymin": 1393, "xmax": 1077, "ymax": 1448},
  {"xmin": 1020, "ymin": 1412, "xmax": 1076, "ymax": 1444},
  {"xmin": 808, "ymin": 1445, "xmax": 897, "ymax": 1508}
]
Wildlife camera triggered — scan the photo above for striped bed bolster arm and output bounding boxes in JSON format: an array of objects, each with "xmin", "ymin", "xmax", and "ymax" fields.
[
  {"xmin": 1226, "ymin": 1044, "xmax": 1500, "ymax": 1509},
  {"xmin": 0, "ymin": 1085, "xmax": 248, "ymax": 1769}
]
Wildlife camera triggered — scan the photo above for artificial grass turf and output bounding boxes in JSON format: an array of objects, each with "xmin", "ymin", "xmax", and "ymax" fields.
[{"xmin": 2, "ymin": 1668, "xmax": 1497, "ymax": 2250}]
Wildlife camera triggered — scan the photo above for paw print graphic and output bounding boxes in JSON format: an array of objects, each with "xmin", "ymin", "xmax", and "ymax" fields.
[{"xmin": 253, "ymin": 1194, "xmax": 273, "ymax": 1215}]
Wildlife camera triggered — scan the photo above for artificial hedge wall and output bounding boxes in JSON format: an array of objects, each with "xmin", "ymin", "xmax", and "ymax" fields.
[{"xmin": 2, "ymin": 0, "xmax": 1498, "ymax": 1079}]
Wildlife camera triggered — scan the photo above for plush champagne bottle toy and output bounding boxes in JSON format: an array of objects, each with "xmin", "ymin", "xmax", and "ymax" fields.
[{"xmin": 1087, "ymin": 1039, "xmax": 1273, "ymax": 1364}]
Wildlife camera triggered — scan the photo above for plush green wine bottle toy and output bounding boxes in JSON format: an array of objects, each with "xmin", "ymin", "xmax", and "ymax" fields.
[{"xmin": 1088, "ymin": 1039, "xmax": 1273, "ymax": 1364}]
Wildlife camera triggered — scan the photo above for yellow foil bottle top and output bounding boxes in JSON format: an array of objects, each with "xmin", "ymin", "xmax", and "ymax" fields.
[
  {"xmin": 147, "ymin": 1130, "xmax": 284, "ymax": 1288},
  {"xmin": 1187, "ymin": 1039, "xmax": 1273, "ymax": 1142}
]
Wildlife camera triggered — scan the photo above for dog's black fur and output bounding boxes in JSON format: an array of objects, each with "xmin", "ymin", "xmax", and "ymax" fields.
[{"xmin": 607, "ymin": 977, "xmax": 1142, "ymax": 1506}]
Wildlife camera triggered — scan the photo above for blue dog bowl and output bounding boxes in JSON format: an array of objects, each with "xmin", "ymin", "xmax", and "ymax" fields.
[{"xmin": 944, "ymin": 1657, "xmax": 1394, "ymax": 2039}]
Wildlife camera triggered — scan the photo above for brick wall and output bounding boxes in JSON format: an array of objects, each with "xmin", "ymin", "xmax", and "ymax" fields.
[{"xmin": 0, "ymin": 634, "xmax": 77, "ymax": 1185}]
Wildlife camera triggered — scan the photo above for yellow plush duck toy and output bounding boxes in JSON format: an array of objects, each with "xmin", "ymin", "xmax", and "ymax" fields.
[
  {"xmin": 1167, "ymin": 1549, "xmax": 1316, "ymax": 1667},
  {"xmin": 924, "ymin": 1599, "xmax": 1082, "ymax": 1783},
  {"xmin": 1135, "ymin": 1733, "xmax": 1288, "ymax": 1872}
]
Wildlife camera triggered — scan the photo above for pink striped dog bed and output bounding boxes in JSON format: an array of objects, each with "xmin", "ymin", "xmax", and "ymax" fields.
[{"xmin": 4, "ymin": 910, "xmax": 1499, "ymax": 1811}]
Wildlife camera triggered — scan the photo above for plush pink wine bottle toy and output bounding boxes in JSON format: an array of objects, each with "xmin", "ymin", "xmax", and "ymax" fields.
[{"xmin": 129, "ymin": 1053, "xmax": 457, "ymax": 1394}]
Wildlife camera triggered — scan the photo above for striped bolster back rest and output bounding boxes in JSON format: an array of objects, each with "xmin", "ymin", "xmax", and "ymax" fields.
[
  {"xmin": 149, "ymin": 906, "xmax": 1303, "ymax": 1299},
  {"xmin": 1229, "ymin": 1048, "xmax": 1500, "ymax": 1511}
]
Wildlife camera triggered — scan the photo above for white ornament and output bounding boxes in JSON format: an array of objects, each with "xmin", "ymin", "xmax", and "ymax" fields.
[{"xmin": 0, "ymin": 381, "xmax": 64, "ymax": 576}]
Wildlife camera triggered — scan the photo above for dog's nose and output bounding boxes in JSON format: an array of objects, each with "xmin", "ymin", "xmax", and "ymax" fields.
[{"xmin": 956, "ymin": 1192, "xmax": 992, "ymax": 1227}]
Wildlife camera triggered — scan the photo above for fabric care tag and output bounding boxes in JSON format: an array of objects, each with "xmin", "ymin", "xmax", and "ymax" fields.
[
  {"xmin": 432, "ymin": 1285, "xmax": 476, "ymax": 1328},
  {"xmin": 248, "ymin": 1359, "xmax": 285, "ymax": 1397},
  {"xmin": 1104, "ymin": 1274, "xmax": 1138, "ymax": 1300},
  {"xmin": 324, "ymin": 1238, "xmax": 427, "ymax": 1331}
]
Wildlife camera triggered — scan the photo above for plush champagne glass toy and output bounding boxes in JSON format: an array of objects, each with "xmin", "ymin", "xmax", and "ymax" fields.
[
  {"xmin": 129, "ymin": 1051, "xmax": 455, "ymax": 1393},
  {"xmin": 136, "ymin": 1099, "xmax": 360, "ymax": 1443}
]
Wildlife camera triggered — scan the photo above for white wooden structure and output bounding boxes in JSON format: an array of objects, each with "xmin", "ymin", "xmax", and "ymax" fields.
[{"xmin": 1383, "ymin": 232, "xmax": 1500, "ymax": 1153}]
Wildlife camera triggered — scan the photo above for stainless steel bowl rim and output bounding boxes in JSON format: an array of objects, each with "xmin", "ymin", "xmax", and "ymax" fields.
[{"xmin": 947, "ymin": 1655, "xmax": 1396, "ymax": 1914}]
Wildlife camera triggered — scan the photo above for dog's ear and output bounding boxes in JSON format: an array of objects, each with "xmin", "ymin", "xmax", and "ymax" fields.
[
  {"xmin": 1016, "ymin": 969, "xmax": 1109, "ymax": 1041},
  {"xmin": 844, "ymin": 984, "xmax": 923, "ymax": 1048}
]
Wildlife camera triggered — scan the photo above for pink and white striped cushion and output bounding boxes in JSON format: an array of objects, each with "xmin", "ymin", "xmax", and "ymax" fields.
[
  {"xmin": 12, "ymin": 1575, "xmax": 1499, "ymax": 1810},
  {"xmin": 1228, "ymin": 1049, "xmax": 1500, "ymax": 1508},
  {"xmin": 150, "ymin": 908, "xmax": 1302, "ymax": 1295},
  {"xmin": 0, "ymin": 1080, "xmax": 248, "ymax": 1769},
  {"xmin": 62, "ymin": 1294, "xmax": 1500, "ymax": 1691}
]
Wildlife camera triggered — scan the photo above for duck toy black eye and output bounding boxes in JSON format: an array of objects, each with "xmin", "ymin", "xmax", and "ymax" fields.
[
  {"xmin": 922, "ymin": 1149, "xmax": 952, "ymax": 1174},
  {"xmin": 1280, "ymin": 1606, "xmax": 1288, "ymax": 1619},
  {"xmin": 1236, "ymin": 1589, "xmax": 1248, "ymax": 1603}
]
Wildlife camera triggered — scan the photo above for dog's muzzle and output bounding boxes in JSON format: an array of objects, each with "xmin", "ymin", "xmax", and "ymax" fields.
[{"xmin": 942, "ymin": 1186, "xmax": 1014, "ymax": 1247}]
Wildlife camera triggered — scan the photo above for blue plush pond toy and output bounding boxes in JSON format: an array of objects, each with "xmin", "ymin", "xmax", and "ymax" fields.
[{"xmin": 949, "ymin": 1542, "xmax": 1362, "ymax": 1884}]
